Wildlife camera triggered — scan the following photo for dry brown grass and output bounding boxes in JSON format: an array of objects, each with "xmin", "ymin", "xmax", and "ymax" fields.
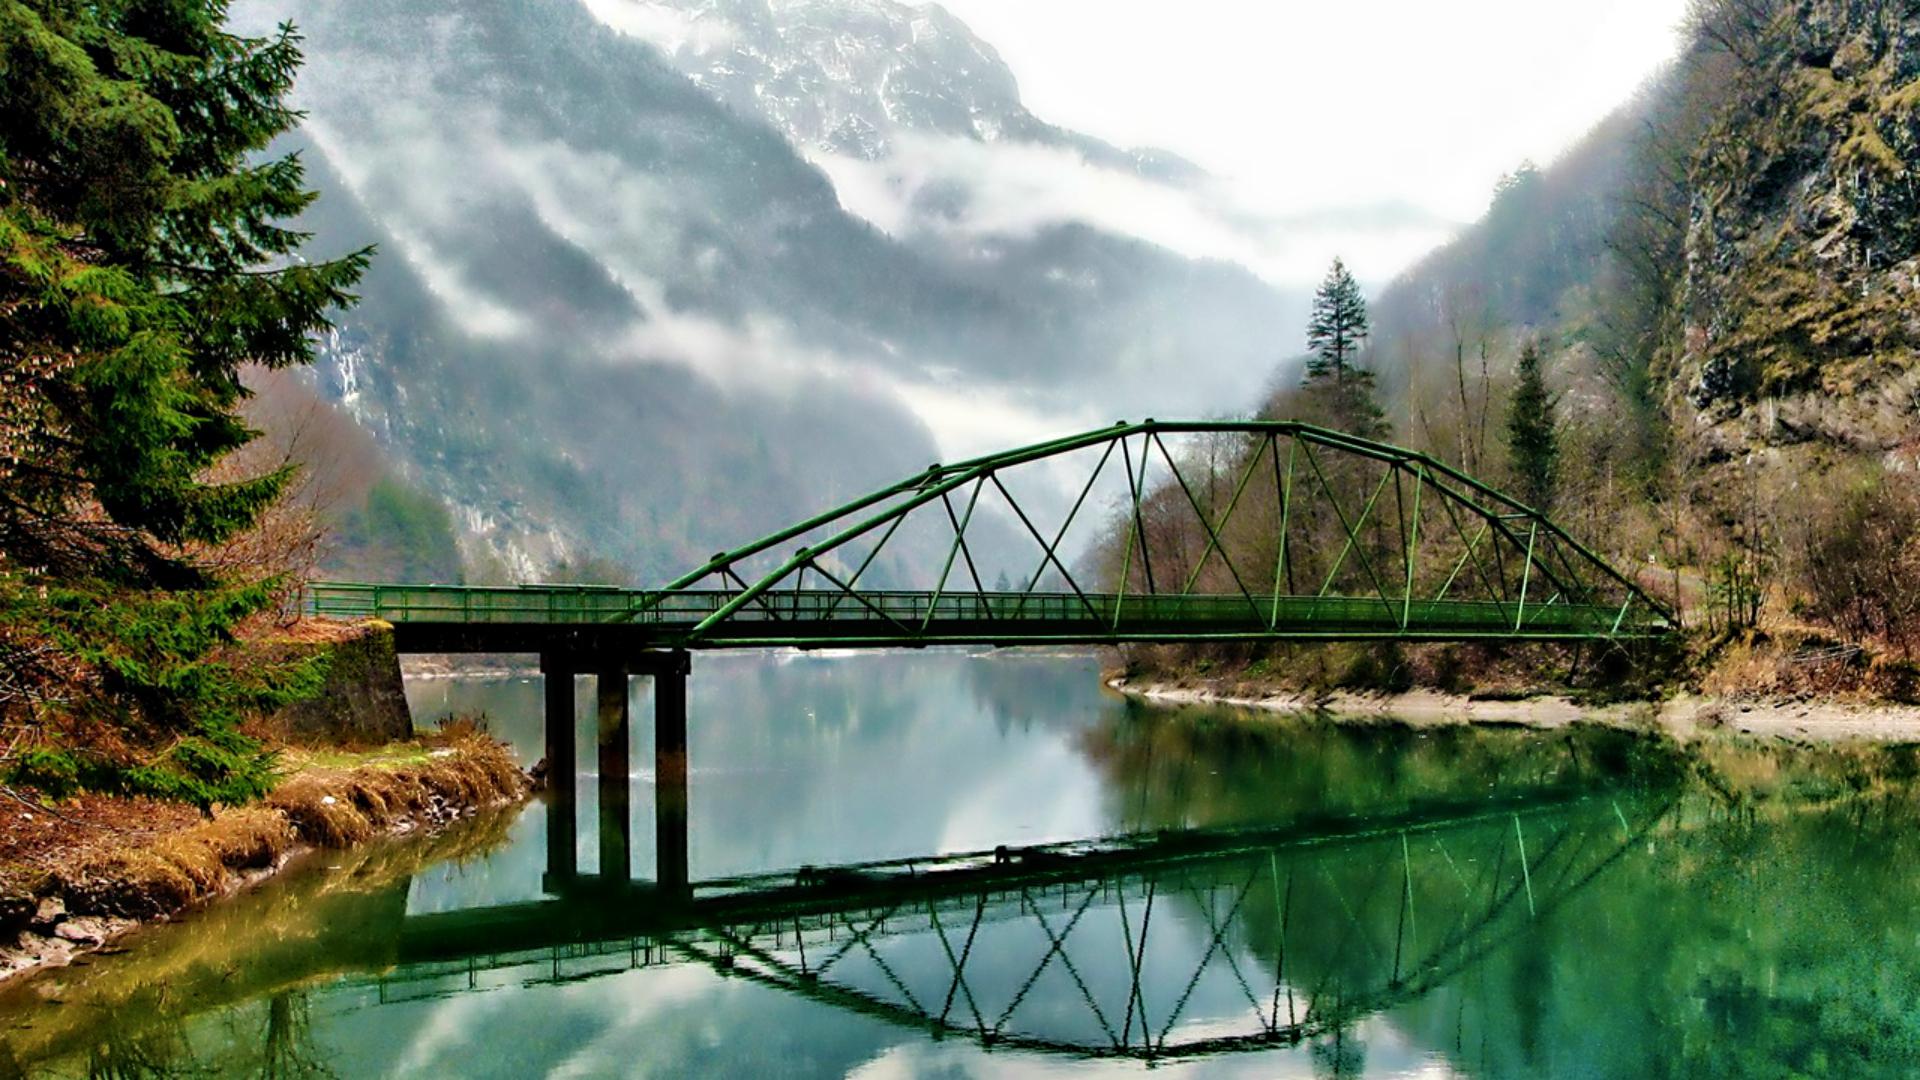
[
  {"xmin": 1695, "ymin": 627, "xmax": 1920, "ymax": 702},
  {"xmin": 268, "ymin": 734, "xmax": 523, "ymax": 848},
  {"xmin": 53, "ymin": 809, "xmax": 297, "ymax": 918},
  {"xmin": 20, "ymin": 737, "xmax": 526, "ymax": 923}
]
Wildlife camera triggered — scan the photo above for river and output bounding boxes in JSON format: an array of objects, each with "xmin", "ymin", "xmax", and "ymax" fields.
[{"xmin": 3, "ymin": 651, "xmax": 1918, "ymax": 1077}]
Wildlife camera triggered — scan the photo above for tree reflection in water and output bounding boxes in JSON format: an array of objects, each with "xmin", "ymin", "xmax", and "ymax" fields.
[{"xmin": 16, "ymin": 694, "xmax": 1920, "ymax": 1076}]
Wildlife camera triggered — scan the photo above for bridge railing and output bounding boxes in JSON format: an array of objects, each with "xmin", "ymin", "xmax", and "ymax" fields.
[{"xmin": 304, "ymin": 582, "xmax": 1641, "ymax": 636}]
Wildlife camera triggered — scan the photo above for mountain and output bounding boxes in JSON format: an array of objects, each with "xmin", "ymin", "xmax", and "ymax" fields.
[
  {"xmin": 595, "ymin": 0, "xmax": 1203, "ymax": 179},
  {"xmin": 233, "ymin": 0, "xmax": 1304, "ymax": 583},
  {"xmin": 1307, "ymin": 0, "xmax": 1920, "ymax": 656}
]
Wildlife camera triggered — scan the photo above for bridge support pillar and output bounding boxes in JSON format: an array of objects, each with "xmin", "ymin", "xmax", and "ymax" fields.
[
  {"xmin": 540, "ymin": 654, "xmax": 577, "ymax": 885},
  {"xmin": 654, "ymin": 652, "xmax": 691, "ymax": 900},
  {"xmin": 597, "ymin": 670, "xmax": 632, "ymax": 882},
  {"xmin": 537, "ymin": 648, "xmax": 689, "ymax": 897}
]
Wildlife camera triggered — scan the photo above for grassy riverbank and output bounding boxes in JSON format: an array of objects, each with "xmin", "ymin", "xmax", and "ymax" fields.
[
  {"xmin": 0, "ymin": 805, "xmax": 526, "ymax": 1073},
  {"xmin": 0, "ymin": 728, "xmax": 527, "ymax": 983}
]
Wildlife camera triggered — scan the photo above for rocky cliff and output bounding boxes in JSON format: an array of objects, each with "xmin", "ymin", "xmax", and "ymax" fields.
[
  {"xmin": 1676, "ymin": 0, "xmax": 1920, "ymax": 467},
  {"xmin": 232, "ymin": 0, "xmax": 1301, "ymax": 584},
  {"xmin": 1361, "ymin": 0, "xmax": 1920, "ymax": 504}
]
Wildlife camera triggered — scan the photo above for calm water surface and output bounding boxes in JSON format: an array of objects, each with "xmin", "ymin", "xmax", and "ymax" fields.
[{"xmin": 4, "ymin": 651, "xmax": 1919, "ymax": 1077}]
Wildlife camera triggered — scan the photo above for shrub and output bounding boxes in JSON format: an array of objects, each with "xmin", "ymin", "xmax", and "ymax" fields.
[
  {"xmin": 0, "ymin": 578, "xmax": 324, "ymax": 808},
  {"xmin": 1785, "ymin": 461, "xmax": 1920, "ymax": 655}
]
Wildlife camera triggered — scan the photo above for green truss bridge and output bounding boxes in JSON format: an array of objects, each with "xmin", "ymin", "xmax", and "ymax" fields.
[
  {"xmin": 305, "ymin": 420, "xmax": 1671, "ymax": 897},
  {"xmin": 305, "ymin": 420, "xmax": 1669, "ymax": 654}
]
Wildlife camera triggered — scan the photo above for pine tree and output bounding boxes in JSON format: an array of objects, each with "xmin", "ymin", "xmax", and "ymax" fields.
[
  {"xmin": 1, "ymin": 1, "xmax": 369, "ymax": 804},
  {"xmin": 1505, "ymin": 339, "xmax": 1559, "ymax": 510},
  {"xmin": 1300, "ymin": 258, "xmax": 1388, "ymax": 440},
  {"xmin": 1306, "ymin": 258, "xmax": 1371, "ymax": 383},
  {"xmin": 2, "ymin": 2, "xmax": 369, "ymax": 569}
]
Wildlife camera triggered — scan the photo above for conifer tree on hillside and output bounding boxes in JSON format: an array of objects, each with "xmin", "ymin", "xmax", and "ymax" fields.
[
  {"xmin": 1301, "ymin": 258, "xmax": 1388, "ymax": 440},
  {"xmin": 0, "ymin": 0, "xmax": 370, "ymax": 804},
  {"xmin": 1306, "ymin": 258, "xmax": 1370, "ymax": 383},
  {"xmin": 1505, "ymin": 339, "xmax": 1559, "ymax": 510},
  {"xmin": 2, "ymin": 4, "xmax": 367, "ymax": 569}
]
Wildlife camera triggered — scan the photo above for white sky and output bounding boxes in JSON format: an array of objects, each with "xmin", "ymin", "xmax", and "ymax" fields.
[{"xmin": 935, "ymin": 0, "xmax": 1691, "ymax": 259}]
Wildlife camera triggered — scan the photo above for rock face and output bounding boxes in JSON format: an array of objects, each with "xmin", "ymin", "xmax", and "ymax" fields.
[
  {"xmin": 270, "ymin": 625, "xmax": 413, "ymax": 746},
  {"xmin": 232, "ymin": 0, "xmax": 1296, "ymax": 583},
  {"xmin": 622, "ymin": 0, "xmax": 1199, "ymax": 178},
  {"xmin": 1674, "ymin": 0, "xmax": 1920, "ymax": 465}
]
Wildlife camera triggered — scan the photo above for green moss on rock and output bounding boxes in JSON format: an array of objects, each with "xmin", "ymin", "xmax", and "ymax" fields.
[{"xmin": 264, "ymin": 624, "xmax": 412, "ymax": 747}]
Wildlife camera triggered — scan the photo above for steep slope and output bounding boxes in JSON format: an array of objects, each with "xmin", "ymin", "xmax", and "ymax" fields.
[
  {"xmin": 285, "ymin": 119, "xmax": 943, "ymax": 584},
  {"xmin": 1362, "ymin": 0, "xmax": 1920, "ymax": 488},
  {"xmin": 1674, "ymin": 1, "xmax": 1920, "ymax": 462},
  {"xmin": 1311, "ymin": 0, "xmax": 1920, "ymax": 665},
  {"xmin": 599, "ymin": 0, "xmax": 1200, "ymax": 178},
  {"xmin": 235, "ymin": 0, "xmax": 1300, "ymax": 581}
]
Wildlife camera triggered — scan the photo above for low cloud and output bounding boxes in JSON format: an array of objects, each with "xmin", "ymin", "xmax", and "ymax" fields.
[
  {"xmin": 575, "ymin": 0, "xmax": 739, "ymax": 54},
  {"xmin": 808, "ymin": 133, "xmax": 1461, "ymax": 288},
  {"xmin": 302, "ymin": 74, "xmax": 1109, "ymax": 473},
  {"xmin": 304, "ymin": 119, "xmax": 533, "ymax": 340}
]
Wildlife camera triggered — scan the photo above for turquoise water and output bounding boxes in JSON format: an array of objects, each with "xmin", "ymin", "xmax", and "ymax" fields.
[{"xmin": 2, "ymin": 652, "xmax": 1915, "ymax": 1077}]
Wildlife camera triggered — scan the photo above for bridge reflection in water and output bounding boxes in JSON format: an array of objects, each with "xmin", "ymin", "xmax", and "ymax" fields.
[
  {"xmin": 368, "ymin": 794, "xmax": 1666, "ymax": 1063},
  {"xmin": 308, "ymin": 419, "xmax": 1679, "ymax": 938}
]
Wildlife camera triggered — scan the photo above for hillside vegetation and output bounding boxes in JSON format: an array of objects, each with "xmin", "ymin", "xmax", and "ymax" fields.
[
  {"xmin": 0, "ymin": 0, "xmax": 370, "ymax": 804},
  {"xmin": 1117, "ymin": 0, "xmax": 1920, "ymax": 695}
]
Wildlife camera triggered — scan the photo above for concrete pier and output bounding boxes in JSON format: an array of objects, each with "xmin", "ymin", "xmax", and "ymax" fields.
[
  {"xmin": 539, "ymin": 650, "xmax": 689, "ymax": 897},
  {"xmin": 654, "ymin": 656, "xmax": 690, "ymax": 897},
  {"xmin": 596, "ymin": 670, "xmax": 631, "ymax": 881},
  {"xmin": 540, "ymin": 655, "xmax": 577, "ymax": 882}
]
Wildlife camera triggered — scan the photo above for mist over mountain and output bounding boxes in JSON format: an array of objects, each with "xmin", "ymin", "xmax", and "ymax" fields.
[
  {"xmin": 233, "ymin": 0, "xmax": 1340, "ymax": 582},
  {"xmin": 612, "ymin": 1, "xmax": 1459, "ymax": 289},
  {"xmin": 591, "ymin": 0, "xmax": 1202, "ymax": 178}
]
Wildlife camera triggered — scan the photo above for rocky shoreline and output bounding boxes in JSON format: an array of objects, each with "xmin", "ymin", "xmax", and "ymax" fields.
[{"xmin": 1107, "ymin": 677, "xmax": 1920, "ymax": 744}]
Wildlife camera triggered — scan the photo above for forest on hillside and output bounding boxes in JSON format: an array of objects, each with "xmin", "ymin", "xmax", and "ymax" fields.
[
  {"xmin": 11, "ymin": 0, "xmax": 1920, "ymax": 809},
  {"xmin": 1116, "ymin": 0, "xmax": 1920, "ymax": 691}
]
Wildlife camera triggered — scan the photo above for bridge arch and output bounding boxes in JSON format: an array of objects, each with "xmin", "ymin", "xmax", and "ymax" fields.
[
  {"xmin": 646, "ymin": 419, "xmax": 1669, "ymax": 647},
  {"xmin": 307, "ymin": 420, "xmax": 1670, "ymax": 648}
]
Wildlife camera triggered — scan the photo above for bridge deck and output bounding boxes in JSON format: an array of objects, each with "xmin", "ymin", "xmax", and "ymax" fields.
[{"xmin": 306, "ymin": 582, "xmax": 1660, "ymax": 651}]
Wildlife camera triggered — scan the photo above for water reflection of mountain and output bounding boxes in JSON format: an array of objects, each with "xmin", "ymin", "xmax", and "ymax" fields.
[
  {"xmin": 15, "ymin": 659, "xmax": 1920, "ymax": 1077},
  {"xmin": 0, "ymin": 791, "xmax": 1667, "ymax": 1076},
  {"xmin": 959, "ymin": 650, "xmax": 1130, "ymax": 738},
  {"xmin": 407, "ymin": 654, "xmax": 1137, "ymax": 880}
]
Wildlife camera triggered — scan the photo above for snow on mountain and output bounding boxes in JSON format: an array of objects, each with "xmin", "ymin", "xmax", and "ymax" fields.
[
  {"xmin": 226, "ymin": 0, "xmax": 1384, "ymax": 578},
  {"xmin": 581, "ymin": 0, "xmax": 1191, "ymax": 174},
  {"xmin": 587, "ymin": 0, "xmax": 1454, "ymax": 290}
]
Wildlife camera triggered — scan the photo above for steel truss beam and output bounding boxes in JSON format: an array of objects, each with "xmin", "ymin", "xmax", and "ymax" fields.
[
  {"xmin": 305, "ymin": 420, "xmax": 1672, "ymax": 649},
  {"xmin": 367, "ymin": 796, "xmax": 1677, "ymax": 1062}
]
